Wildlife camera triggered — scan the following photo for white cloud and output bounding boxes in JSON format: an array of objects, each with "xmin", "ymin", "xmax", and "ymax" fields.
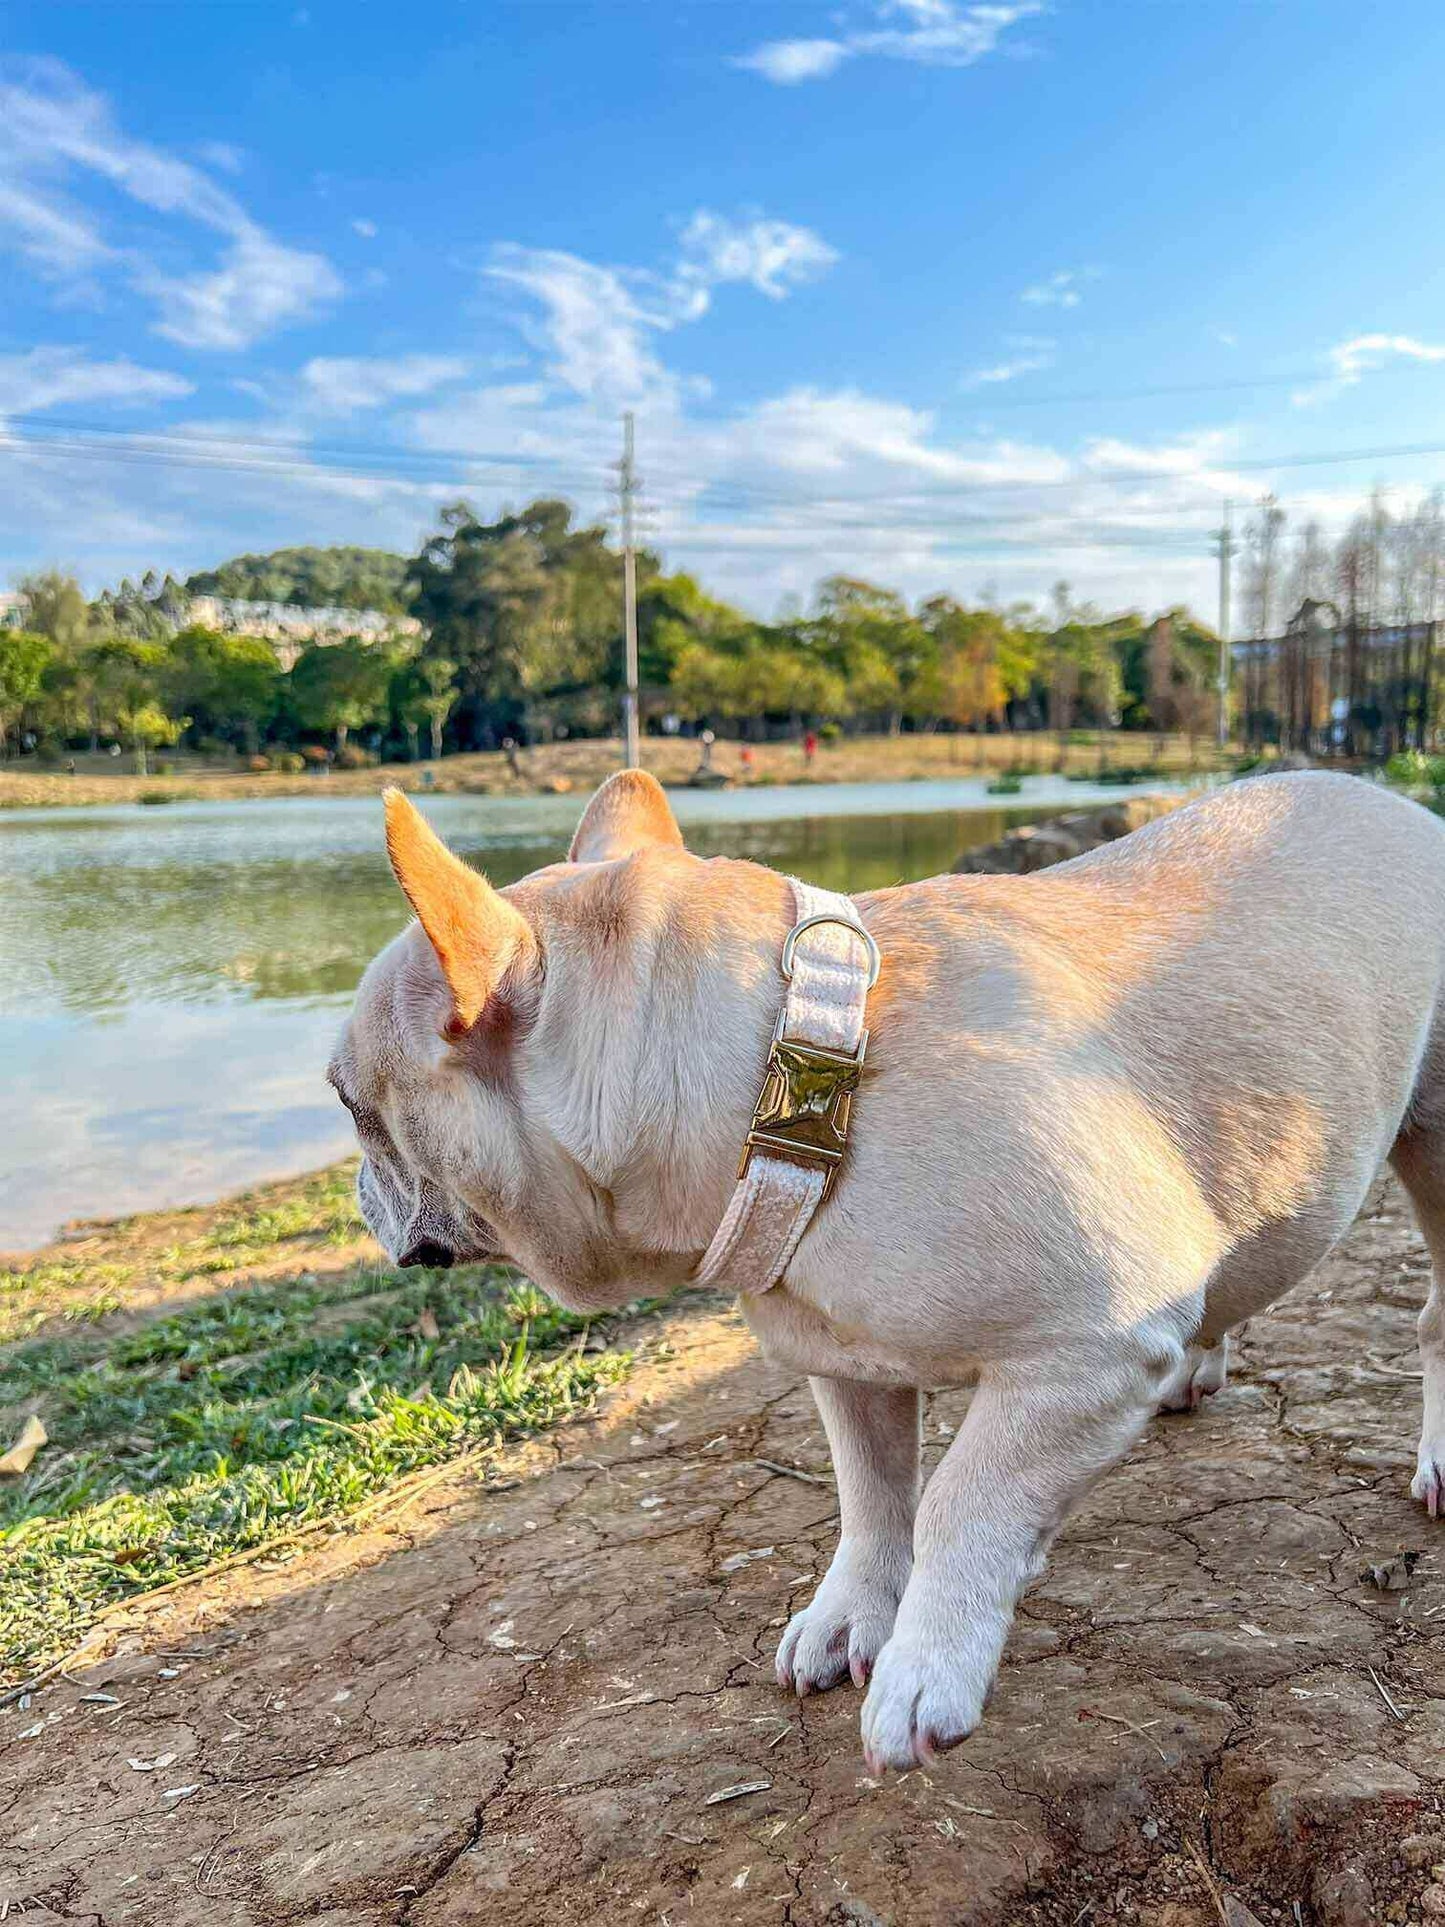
[
  {"xmin": 195, "ymin": 140, "xmax": 245, "ymax": 175},
  {"xmin": 676, "ymin": 212, "xmax": 838, "ymax": 301},
  {"xmin": 1020, "ymin": 267, "xmax": 1098, "ymax": 309},
  {"xmin": 735, "ymin": 39, "xmax": 852, "ymax": 83},
  {"xmin": 962, "ymin": 337, "xmax": 1054, "ymax": 387},
  {"xmin": 0, "ymin": 347, "xmax": 193, "ymax": 422},
  {"xmin": 488, "ymin": 245, "xmax": 676, "ymax": 405},
  {"xmin": 0, "ymin": 57, "xmax": 342, "ymax": 348},
  {"xmin": 351, "ymin": 217, "xmax": 378, "ymax": 239},
  {"xmin": 487, "ymin": 209, "xmax": 837, "ymax": 405},
  {"xmin": 1293, "ymin": 331, "xmax": 1445, "ymax": 407},
  {"xmin": 148, "ymin": 228, "xmax": 343, "ymax": 351},
  {"xmin": 735, "ymin": 1, "xmax": 1038, "ymax": 84},
  {"xmin": 300, "ymin": 353, "xmax": 468, "ymax": 414}
]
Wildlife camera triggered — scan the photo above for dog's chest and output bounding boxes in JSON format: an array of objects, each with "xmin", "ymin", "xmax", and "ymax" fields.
[{"xmin": 739, "ymin": 1283, "xmax": 962, "ymax": 1389}]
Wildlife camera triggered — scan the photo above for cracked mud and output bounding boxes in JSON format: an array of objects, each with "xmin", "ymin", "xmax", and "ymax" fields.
[{"xmin": 3, "ymin": 1181, "xmax": 1443, "ymax": 1925}]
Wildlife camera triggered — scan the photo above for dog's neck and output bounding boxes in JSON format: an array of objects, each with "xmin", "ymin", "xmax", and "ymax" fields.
[{"xmin": 530, "ymin": 855, "xmax": 798, "ymax": 1271}]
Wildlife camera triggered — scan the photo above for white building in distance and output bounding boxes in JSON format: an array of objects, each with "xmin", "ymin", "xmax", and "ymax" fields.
[{"xmin": 185, "ymin": 596, "xmax": 421, "ymax": 669}]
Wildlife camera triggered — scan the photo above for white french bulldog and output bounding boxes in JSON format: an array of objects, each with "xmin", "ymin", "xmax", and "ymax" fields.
[{"xmin": 329, "ymin": 767, "xmax": 1445, "ymax": 1771}]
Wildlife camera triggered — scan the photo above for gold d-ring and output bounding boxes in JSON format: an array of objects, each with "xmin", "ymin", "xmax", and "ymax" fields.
[{"xmin": 780, "ymin": 913, "xmax": 881, "ymax": 990}]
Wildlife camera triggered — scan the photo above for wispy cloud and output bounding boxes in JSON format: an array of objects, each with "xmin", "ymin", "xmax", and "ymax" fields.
[
  {"xmin": 735, "ymin": 1, "xmax": 1039, "ymax": 85},
  {"xmin": 0, "ymin": 57, "xmax": 342, "ymax": 348},
  {"xmin": 0, "ymin": 346, "xmax": 193, "ymax": 423},
  {"xmin": 1293, "ymin": 331, "xmax": 1445, "ymax": 407},
  {"xmin": 1019, "ymin": 266, "xmax": 1098, "ymax": 309},
  {"xmin": 962, "ymin": 335, "xmax": 1054, "ymax": 387},
  {"xmin": 487, "ymin": 211, "xmax": 837, "ymax": 405},
  {"xmin": 300, "ymin": 354, "xmax": 468, "ymax": 414}
]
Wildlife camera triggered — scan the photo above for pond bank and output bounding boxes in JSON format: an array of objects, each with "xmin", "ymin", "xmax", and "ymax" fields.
[{"xmin": 0, "ymin": 730, "xmax": 1220, "ymax": 811}]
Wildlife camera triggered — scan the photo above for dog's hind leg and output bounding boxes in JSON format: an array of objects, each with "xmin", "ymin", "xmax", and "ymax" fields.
[
  {"xmin": 1157, "ymin": 1335, "xmax": 1229, "ymax": 1413},
  {"xmin": 860, "ymin": 1342, "xmax": 1168, "ymax": 1772},
  {"xmin": 1389, "ymin": 1125, "xmax": 1445, "ymax": 1517},
  {"xmin": 775, "ymin": 1378, "xmax": 920, "ymax": 1696}
]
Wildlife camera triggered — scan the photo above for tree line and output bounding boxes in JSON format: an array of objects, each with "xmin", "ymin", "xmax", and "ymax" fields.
[
  {"xmin": 1241, "ymin": 487, "xmax": 1445, "ymax": 639},
  {"xmin": 2, "ymin": 496, "xmax": 1224, "ymax": 768}
]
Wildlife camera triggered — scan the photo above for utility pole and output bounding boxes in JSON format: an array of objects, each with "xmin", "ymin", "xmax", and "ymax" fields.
[
  {"xmin": 1215, "ymin": 499, "xmax": 1235, "ymax": 750},
  {"xmin": 618, "ymin": 412, "xmax": 640, "ymax": 769}
]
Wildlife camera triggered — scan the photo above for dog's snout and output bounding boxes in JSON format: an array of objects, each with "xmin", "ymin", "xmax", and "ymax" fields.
[{"xmin": 399, "ymin": 1239, "xmax": 455, "ymax": 1270}]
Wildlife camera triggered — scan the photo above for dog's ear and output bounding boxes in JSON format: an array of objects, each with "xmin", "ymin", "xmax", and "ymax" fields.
[
  {"xmin": 569, "ymin": 769, "xmax": 685, "ymax": 864},
  {"xmin": 383, "ymin": 789, "xmax": 533, "ymax": 1036}
]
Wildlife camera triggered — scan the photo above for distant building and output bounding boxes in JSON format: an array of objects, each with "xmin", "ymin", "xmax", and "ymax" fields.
[
  {"xmin": 184, "ymin": 596, "xmax": 421, "ymax": 669},
  {"xmin": 0, "ymin": 592, "xmax": 24, "ymax": 629}
]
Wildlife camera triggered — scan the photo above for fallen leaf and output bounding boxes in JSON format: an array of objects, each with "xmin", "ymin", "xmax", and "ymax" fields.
[
  {"xmin": 127, "ymin": 1753, "xmax": 177, "ymax": 1773},
  {"xmin": 719, "ymin": 1547, "xmax": 776, "ymax": 1574},
  {"xmin": 704, "ymin": 1780, "xmax": 771, "ymax": 1806},
  {"xmin": 162, "ymin": 1785, "xmax": 200, "ymax": 1800},
  {"xmin": 0, "ymin": 1416, "xmax": 47, "ymax": 1477}
]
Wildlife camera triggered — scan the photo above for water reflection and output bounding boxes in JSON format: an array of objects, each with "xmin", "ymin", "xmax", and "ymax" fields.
[{"xmin": 0, "ymin": 779, "xmax": 1145, "ymax": 1246}]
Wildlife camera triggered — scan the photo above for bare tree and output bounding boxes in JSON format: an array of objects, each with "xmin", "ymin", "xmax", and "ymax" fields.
[
  {"xmin": 1244, "ymin": 493, "xmax": 1287, "ymax": 637},
  {"xmin": 1287, "ymin": 520, "xmax": 1332, "ymax": 612}
]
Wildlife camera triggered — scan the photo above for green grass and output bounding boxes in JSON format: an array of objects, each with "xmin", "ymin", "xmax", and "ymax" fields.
[{"xmin": 0, "ymin": 1171, "xmax": 636, "ymax": 1683}]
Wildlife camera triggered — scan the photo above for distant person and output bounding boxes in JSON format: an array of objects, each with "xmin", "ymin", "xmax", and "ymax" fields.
[
  {"xmin": 739, "ymin": 745, "xmax": 755, "ymax": 774},
  {"xmin": 65, "ymin": 758, "xmax": 76, "ymax": 776},
  {"xmin": 502, "ymin": 736, "xmax": 522, "ymax": 778},
  {"xmin": 698, "ymin": 728, "xmax": 715, "ymax": 773},
  {"xmin": 804, "ymin": 729, "xmax": 818, "ymax": 766}
]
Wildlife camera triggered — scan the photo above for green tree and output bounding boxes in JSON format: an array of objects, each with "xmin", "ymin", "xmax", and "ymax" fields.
[
  {"xmin": 392, "ymin": 653, "xmax": 459, "ymax": 760},
  {"xmin": 87, "ymin": 636, "xmax": 184, "ymax": 772},
  {"xmin": 408, "ymin": 499, "xmax": 639, "ymax": 741},
  {"xmin": 918, "ymin": 599, "xmax": 1037, "ymax": 735},
  {"xmin": 288, "ymin": 638, "xmax": 393, "ymax": 751},
  {"xmin": 17, "ymin": 570, "xmax": 90, "ymax": 653},
  {"xmin": 163, "ymin": 627, "xmax": 282, "ymax": 753},
  {"xmin": 186, "ymin": 546, "xmax": 410, "ymax": 613},
  {"xmin": 0, "ymin": 630, "xmax": 53, "ymax": 758}
]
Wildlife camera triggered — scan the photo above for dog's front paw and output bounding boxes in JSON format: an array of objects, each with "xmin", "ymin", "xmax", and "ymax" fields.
[
  {"xmin": 1413, "ymin": 1438, "xmax": 1444, "ymax": 1518},
  {"xmin": 775, "ymin": 1545, "xmax": 909, "ymax": 1696},
  {"xmin": 859, "ymin": 1626, "xmax": 998, "ymax": 1772}
]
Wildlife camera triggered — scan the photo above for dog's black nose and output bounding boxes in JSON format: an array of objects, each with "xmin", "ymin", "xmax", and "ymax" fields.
[{"xmin": 399, "ymin": 1239, "xmax": 454, "ymax": 1269}]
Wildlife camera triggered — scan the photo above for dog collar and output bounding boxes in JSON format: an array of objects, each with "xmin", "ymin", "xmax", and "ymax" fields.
[{"xmin": 693, "ymin": 878, "xmax": 879, "ymax": 1296}]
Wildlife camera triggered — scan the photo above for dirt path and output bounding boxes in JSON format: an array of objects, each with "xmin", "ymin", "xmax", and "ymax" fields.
[{"xmin": 4, "ymin": 1184, "xmax": 1443, "ymax": 1927}]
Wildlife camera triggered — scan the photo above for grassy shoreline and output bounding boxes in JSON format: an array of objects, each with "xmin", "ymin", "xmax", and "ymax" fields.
[
  {"xmin": 0, "ymin": 1163, "xmax": 637, "ymax": 1686},
  {"xmin": 0, "ymin": 729, "xmax": 1224, "ymax": 811}
]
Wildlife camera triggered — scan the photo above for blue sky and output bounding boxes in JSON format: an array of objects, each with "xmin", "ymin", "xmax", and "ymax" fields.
[{"xmin": 3, "ymin": 0, "xmax": 1445, "ymax": 616}]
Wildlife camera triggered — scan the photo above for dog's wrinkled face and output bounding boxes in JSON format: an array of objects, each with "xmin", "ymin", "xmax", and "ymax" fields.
[{"xmin": 328, "ymin": 771, "xmax": 748, "ymax": 1311}]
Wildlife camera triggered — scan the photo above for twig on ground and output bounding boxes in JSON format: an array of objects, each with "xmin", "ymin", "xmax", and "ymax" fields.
[
  {"xmin": 1368, "ymin": 1665, "xmax": 1407, "ymax": 1722},
  {"xmin": 751, "ymin": 1459, "xmax": 834, "ymax": 1486},
  {"xmin": 1364, "ymin": 1352, "xmax": 1425, "ymax": 1379},
  {"xmin": 1184, "ymin": 1836, "xmax": 1231, "ymax": 1926}
]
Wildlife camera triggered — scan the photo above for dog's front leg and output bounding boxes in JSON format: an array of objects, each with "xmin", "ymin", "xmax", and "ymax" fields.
[
  {"xmin": 860, "ymin": 1352, "xmax": 1161, "ymax": 1771},
  {"xmin": 775, "ymin": 1378, "xmax": 920, "ymax": 1695}
]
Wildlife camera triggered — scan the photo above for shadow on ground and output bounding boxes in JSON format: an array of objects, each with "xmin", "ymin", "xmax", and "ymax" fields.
[{"xmin": 3, "ymin": 1183, "xmax": 1443, "ymax": 1927}]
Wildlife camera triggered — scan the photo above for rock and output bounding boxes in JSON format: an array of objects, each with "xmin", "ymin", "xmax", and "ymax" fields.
[{"xmin": 954, "ymin": 791, "xmax": 1188, "ymax": 874}]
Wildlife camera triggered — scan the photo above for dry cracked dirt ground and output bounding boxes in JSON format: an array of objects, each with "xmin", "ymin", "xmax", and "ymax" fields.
[{"xmin": 4, "ymin": 1181, "xmax": 1445, "ymax": 1927}]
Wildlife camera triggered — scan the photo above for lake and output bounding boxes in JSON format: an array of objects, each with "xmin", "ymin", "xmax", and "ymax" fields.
[{"xmin": 0, "ymin": 774, "xmax": 1169, "ymax": 1248}]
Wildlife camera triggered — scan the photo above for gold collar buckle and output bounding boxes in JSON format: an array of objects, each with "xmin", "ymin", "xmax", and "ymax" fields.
[{"xmin": 738, "ymin": 1025, "xmax": 869, "ymax": 1199}]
